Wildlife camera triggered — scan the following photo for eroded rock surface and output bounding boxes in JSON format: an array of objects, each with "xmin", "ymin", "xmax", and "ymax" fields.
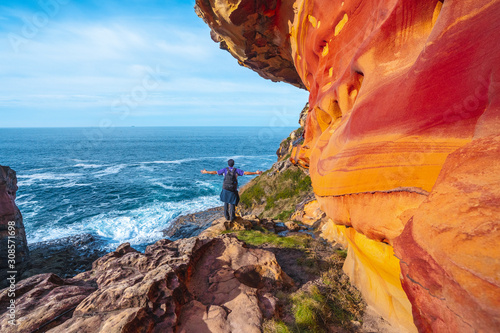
[
  {"xmin": 394, "ymin": 136, "xmax": 500, "ymax": 332},
  {"xmin": 0, "ymin": 234, "xmax": 293, "ymax": 332},
  {"xmin": 0, "ymin": 166, "xmax": 29, "ymax": 288},
  {"xmin": 195, "ymin": 0, "xmax": 305, "ymax": 89}
]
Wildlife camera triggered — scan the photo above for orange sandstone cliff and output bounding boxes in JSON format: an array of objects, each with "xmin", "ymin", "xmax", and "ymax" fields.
[{"xmin": 195, "ymin": 0, "xmax": 500, "ymax": 331}]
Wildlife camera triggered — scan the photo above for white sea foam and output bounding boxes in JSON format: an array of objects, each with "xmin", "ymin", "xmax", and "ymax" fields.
[
  {"xmin": 16, "ymin": 194, "xmax": 37, "ymax": 207},
  {"xmin": 146, "ymin": 158, "xmax": 198, "ymax": 165},
  {"xmin": 151, "ymin": 181, "xmax": 183, "ymax": 191},
  {"xmin": 15, "ymin": 194, "xmax": 32, "ymax": 201},
  {"xmin": 21, "ymin": 203, "xmax": 43, "ymax": 220},
  {"xmin": 44, "ymin": 181, "xmax": 92, "ymax": 189},
  {"xmin": 71, "ymin": 159, "xmax": 95, "ymax": 163},
  {"xmin": 26, "ymin": 195, "xmax": 222, "ymax": 249},
  {"xmin": 52, "ymin": 211, "xmax": 76, "ymax": 224},
  {"xmin": 17, "ymin": 172, "xmax": 83, "ymax": 187},
  {"xmin": 137, "ymin": 164, "xmax": 155, "ymax": 172},
  {"xmin": 16, "ymin": 193, "xmax": 44, "ymax": 219},
  {"xmin": 194, "ymin": 180, "xmax": 215, "ymax": 188},
  {"xmin": 74, "ymin": 163, "xmax": 105, "ymax": 169},
  {"xmin": 93, "ymin": 164, "xmax": 127, "ymax": 178}
]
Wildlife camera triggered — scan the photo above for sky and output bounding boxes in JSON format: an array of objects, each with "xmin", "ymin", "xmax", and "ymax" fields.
[{"xmin": 0, "ymin": 0, "xmax": 308, "ymax": 127}]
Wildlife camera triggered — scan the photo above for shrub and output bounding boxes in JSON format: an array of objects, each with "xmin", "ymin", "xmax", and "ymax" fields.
[{"xmin": 240, "ymin": 182, "xmax": 265, "ymax": 207}]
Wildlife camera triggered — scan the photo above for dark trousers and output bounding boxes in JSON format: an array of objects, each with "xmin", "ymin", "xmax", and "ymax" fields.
[{"xmin": 224, "ymin": 202, "xmax": 236, "ymax": 222}]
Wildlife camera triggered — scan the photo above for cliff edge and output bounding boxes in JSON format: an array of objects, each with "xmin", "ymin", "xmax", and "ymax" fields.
[{"xmin": 0, "ymin": 166, "xmax": 29, "ymax": 289}]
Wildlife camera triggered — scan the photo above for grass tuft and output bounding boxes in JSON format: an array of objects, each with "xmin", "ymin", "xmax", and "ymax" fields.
[
  {"xmin": 223, "ymin": 229, "xmax": 310, "ymax": 249},
  {"xmin": 291, "ymin": 286, "xmax": 325, "ymax": 333},
  {"xmin": 263, "ymin": 319, "xmax": 292, "ymax": 333}
]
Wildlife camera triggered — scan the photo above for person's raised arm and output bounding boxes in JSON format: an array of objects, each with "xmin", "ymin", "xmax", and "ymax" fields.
[
  {"xmin": 243, "ymin": 170, "xmax": 263, "ymax": 175},
  {"xmin": 201, "ymin": 169, "xmax": 218, "ymax": 175}
]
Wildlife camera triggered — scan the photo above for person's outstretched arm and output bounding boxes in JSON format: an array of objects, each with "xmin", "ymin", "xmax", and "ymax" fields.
[
  {"xmin": 244, "ymin": 170, "xmax": 263, "ymax": 175},
  {"xmin": 201, "ymin": 169, "xmax": 218, "ymax": 174}
]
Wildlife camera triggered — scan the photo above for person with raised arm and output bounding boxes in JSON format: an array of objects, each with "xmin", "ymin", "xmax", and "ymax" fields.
[{"xmin": 201, "ymin": 159, "xmax": 262, "ymax": 222}]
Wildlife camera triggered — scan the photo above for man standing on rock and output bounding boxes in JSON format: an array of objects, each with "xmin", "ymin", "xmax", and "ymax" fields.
[{"xmin": 201, "ymin": 159, "xmax": 262, "ymax": 222}]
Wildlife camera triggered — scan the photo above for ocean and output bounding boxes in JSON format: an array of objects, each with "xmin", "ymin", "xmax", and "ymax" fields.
[{"xmin": 0, "ymin": 127, "xmax": 294, "ymax": 250}]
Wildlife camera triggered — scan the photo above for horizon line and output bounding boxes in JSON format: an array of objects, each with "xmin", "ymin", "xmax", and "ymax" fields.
[{"xmin": 0, "ymin": 125, "xmax": 299, "ymax": 129}]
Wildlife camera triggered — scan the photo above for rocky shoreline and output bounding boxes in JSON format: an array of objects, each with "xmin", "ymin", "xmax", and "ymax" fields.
[
  {"xmin": 20, "ymin": 234, "xmax": 108, "ymax": 282},
  {"xmin": 0, "ymin": 210, "xmax": 386, "ymax": 333},
  {"xmin": 14, "ymin": 207, "xmax": 225, "ymax": 285},
  {"xmin": 162, "ymin": 206, "xmax": 224, "ymax": 240}
]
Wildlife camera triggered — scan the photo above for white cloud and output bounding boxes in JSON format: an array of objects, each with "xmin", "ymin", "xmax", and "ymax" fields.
[{"xmin": 0, "ymin": 5, "xmax": 309, "ymax": 126}]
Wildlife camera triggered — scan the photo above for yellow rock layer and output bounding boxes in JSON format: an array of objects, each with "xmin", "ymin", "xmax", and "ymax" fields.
[
  {"xmin": 300, "ymin": 200, "xmax": 417, "ymax": 332},
  {"xmin": 342, "ymin": 226, "xmax": 417, "ymax": 333}
]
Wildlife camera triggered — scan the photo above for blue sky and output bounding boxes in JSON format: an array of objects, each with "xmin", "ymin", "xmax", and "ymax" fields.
[{"xmin": 0, "ymin": 0, "xmax": 308, "ymax": 127}]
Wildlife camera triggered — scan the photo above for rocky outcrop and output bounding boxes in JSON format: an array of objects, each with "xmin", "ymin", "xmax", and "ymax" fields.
[
  {"xmin": 0, "ymin": 166, "xmax": 28, "ymax": 288},
  {"xmin": 162, "ymin": 206, "xmax": 224, "ymax": 240},
  {"xmin": 195, "ymin": 0, "xmax": 305, "ymax": 89},
  {"xmin": 239, "ymin": 114, "xmax": 313, "ymax": 220},
  {"xmin": 0, "ymin": 234, "xmax": 293, "ymax": 332},
  {"xmin": 276, "ymin": 104, "xmax": 308, "ymax": 161},
  {"xmin": 196, "ymin": 0, "xmax": 500, "ymax": 331}
]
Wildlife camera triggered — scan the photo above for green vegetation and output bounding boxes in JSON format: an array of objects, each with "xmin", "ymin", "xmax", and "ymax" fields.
[
  {"xmin": 290, "ymin": 286, "xmax": 326, "ymax": 332},
  {"xmin": 239, "ymin": 164, "xmax": 312, "ymax": 220},
  {"xmin": 240, "ymin": 182, "xmax": 265, "ymax": 207},
  {"xmin": 223, "ymin": 229, "xmax": 310, "ymax": 249},
  {"xmin": 336, "ymin": 249, "xmax": 348, "ymax": 259},
  {"xmin": 277, "ymin": 253, "xmax": 365, "ymax": 333},
  {"xmin": 265, "ymin": 169, "xmax": 311, "ymax": 210},
  {"xmin": 294, "ymin": 127, "xmax": 304, "ymax": 139},
  {"xmin": 263, "ymin": 320, "xmax": 292, "ymax": 333},
  {"xmin": 287, "ymin": 278, "xmax": 363, "ymax": 332},
  {"xmin": 227, "ymin": 228, "xmax": 365, "ymax": 332},
  {"xmin": 282, "ymin": 152, "xmax": 292, "ymax": 161},
  {"xmin": 275, "ymin": 209, "xmax": 295, "ymax": 221},
  {"xmin": 237, "ymin": 129, "xmax": 364, "ymax": 332}
]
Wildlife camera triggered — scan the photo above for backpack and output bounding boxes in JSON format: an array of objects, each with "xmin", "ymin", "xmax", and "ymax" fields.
[{"xmin": 222, "ymin": 167, "xmax": 238, "ymax": 192}]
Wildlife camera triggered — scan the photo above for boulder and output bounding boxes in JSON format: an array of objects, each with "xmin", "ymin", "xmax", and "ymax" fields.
[{"xmin": 284, "ymin": 221, "xmax": 300, "ymax": 232}]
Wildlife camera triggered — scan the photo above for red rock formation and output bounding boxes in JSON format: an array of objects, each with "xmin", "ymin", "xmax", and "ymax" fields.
[
  {"xmin": 195, "ymin": 0, "xmax": 305, "ymax": 89},
  {"xmin": 394, "ymin": 136, "xmax": 500, "ymax": 332},
  {"xmin": 0, "ymin": 166, "xmax": 29, "ymax": 288},
  {"xmin": 196, "ymin": 0, "xmax": 500, "ymax": 331},
  {"xmin": 0, "ymin": 234, "xmax": 293, "ymax": 332}
]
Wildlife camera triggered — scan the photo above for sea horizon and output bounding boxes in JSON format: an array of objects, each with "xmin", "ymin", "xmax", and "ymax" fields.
[{"xmin": 0, "ymin": 125, "xmax": 298, "ymax": 129}]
